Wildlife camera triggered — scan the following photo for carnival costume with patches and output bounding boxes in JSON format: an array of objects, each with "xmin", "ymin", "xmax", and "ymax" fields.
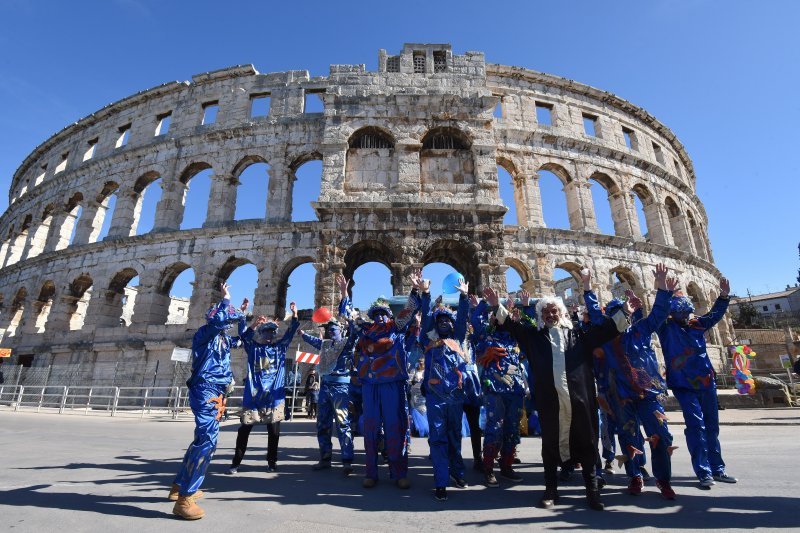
[
  {"xmin": 657, "ymin": 294, "xmax": 731, "ymax": 482},
  {"xmin": 349, "ymin": 291, "xmax": 421, "ymax": 484},
  {"xmin": 301, "ymin": 303, "xmax": 359, "ymax": 468},
  {"xmin": 588, "ymin": 289, "xmax": 675, "ymax": 489},
  {"xmin": 229, "ymin": 313, "xmax": 300, "ymax": 470},
  {"xmin": 495, "ymin": 296, "xmax": 628, "ymax": 508},
  {"xmin": 172, "ymin": 299, "xmax": 242, "ymax": 499},
  {"xmin": 471, "ymin": 299, "xmax": 526, "ymax": 476},
  {"xmin": 419, "ymin": 291, "xmax": 472, "ymax": 490}
]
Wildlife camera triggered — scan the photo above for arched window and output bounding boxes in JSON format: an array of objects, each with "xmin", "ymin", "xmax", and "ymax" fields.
[
  {"xmin": 235, "ymin": 160, "xmax": 269, "ymax": 221},
  {"xmin": 67, "ymin": 274, "xmax": 93, "ymax": 331},
  {"xmin": 346, "ymin": 128, "xmax": 395, "ymax": 190},
  {"xmin": 219, "ymin": 260, "xmax": 259, "ymax": 310},
  {"xmin": 135, "ymin": 177, "xmax": 162, "ymax": 235},
  {"xmin": 180, "ymin": 164, "xmax": 213, "ymax": 230},
  {"xmin": 93, "ymin": 182, "xmax": 120, "ymax": 242},
  {"xmin": 497, "ymin": 164, "xmax": 518, "ymax": 225},
  {"xmin": 351, "ymin": 262, "xmax": 394, "ymax": 311},
  {"xmin": 33, "ymin": 281, "xmax": 56, "ymax": 333},
  {"xmin": 291, "ymin": 158, "xmax": 322, "ymax": 222},
  {"xmin": 553, "ymin": 266, "xmax": 580, "ymax": 307},
  {"xmin": 538, "ymin": 168, "xmax": 570, "ymax": 229},
  {"xmin": 588, "ymin": 174, "xmax": 618, "ymax": 235},
  {"xmin": 166, "ymin": 266, "xmax": 194, "ymax": 325},
  {"xmin": 282, "ymin": 262, "xmax": 317, "ymax": 316},
  {"xmin": 420, "ymin": 128, "xmax": 473, "ymax": 187}
]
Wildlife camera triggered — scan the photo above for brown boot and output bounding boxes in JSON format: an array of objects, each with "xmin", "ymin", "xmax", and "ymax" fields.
[
  {"xmin": 172, "ymin": 494, "xmax": 205, "ymax": 520},
  {"xmin": 168, "ymin": 484, "xmax": 204, "ymax": 501}
]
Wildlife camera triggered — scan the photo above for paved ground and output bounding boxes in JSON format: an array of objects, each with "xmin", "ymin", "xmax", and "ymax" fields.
[{"xmin": 0, "ymin": 409, "xmax": 798, "ymax": 532}]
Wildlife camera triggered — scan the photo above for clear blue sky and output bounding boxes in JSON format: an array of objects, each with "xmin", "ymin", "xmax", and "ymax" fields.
[{"xmin": 1, "ymin": 0, "xmax": 797, "ymax": 312}]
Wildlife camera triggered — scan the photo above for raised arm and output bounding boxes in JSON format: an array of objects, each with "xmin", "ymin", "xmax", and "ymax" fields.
[
  {"xmin": 485, "ymin": 287, "xmax": 529, "ymax": 342},
  {"xmin": 453, "ymin": 280, "xmax": 470, "ymax": 342},
  {"xmin": 278, "ymin": 302, "xmax": 300, "ymax": 348},
  {"xmin": 695, "ymin": 277, "xmax": 731, "ymax": 331},
  {"xmin": 395, "ymin": 268, "xmax": 425, "ymax": 333},
  {"xmin": 581, "ymin": 268, "xmax": 604, "ymax": 326},
  {"xmin": 419, "ymin": 288, "xmax": 434, "ymax": 338},
  {"xmin": 637, "ymin": 264, "xmax": 676, "ymax": 335},
  {"xmin": 301, "ymin": 330, "xmax": 324, "ymax": 351}
]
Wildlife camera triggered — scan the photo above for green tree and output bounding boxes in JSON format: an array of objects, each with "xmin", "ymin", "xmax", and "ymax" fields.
[{"xmin": 735, "ymin": 300, "xmax": 760, "ymax": 328}]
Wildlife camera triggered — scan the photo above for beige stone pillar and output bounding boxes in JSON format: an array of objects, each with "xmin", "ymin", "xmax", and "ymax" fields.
[
  {"xmin": 106, "ymin": 188, "xmax": 140, "ymax": 238},
  {"xmin": 564, "ymin": 181, "xmax": 597, "ymax": 231},
  {"xmin": 153, "ymin": 180, "xmax": 188, "ymax": 231},
  {"xmin": 521, "ymin": 173, "xmax": 544, "ymax": 228},
  {"xmin": 205, "ymin": 173, "xmax": 238, "ymax": 226},
  {"xmin": 394, "ymin": 144, "xmax": 421, "ymax": 193},
  {"xmin": 71, "ymin": 200, "xmax": 102, "ymax": 245},
  {"xmin": 267, "ymin": 160, "xmax": 291, "ymax": 223}
]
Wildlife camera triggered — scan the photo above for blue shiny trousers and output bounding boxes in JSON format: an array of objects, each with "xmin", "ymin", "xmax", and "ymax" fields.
[
  {"xmin": 614, "ymin": 397, "xmax": 671, "ymax": 480},
  {"xmin": 317, "ymin": 381, "xmax": 354, "ymax": 463},
  {"xmin": 482, "ymin": 392, "xmax": 523, "ymax": 472},
  {"xmin": 673, "ymin": 388, "xmax": 724, "ymax": 480},
  {"xmin": 427, "ymin": 396, "xmax": 465, "ymax": 488},
  {"xmin": 173, "ymin": 382, "xmax": 226, "ymax": 496},
  {"xmin": 362, "ymin": 381, "xmax": 409, "ymax": 481}
]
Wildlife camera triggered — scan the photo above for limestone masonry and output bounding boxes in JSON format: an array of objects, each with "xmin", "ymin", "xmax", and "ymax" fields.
[{"xmin": 0, "ymin": 44, "xmax": 732, "ymax": 379}]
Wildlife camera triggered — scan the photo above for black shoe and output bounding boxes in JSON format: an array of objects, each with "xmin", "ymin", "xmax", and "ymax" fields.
[
  {"xmin": 267, "ymin": 463, "xmax": 278, "ymax": 472},
  {"xmin": 342, "ymin": 462, "xmax": 354, "ymax": 476},
  {"xmin": 513, "ymin": 457, "xmax": 521, "ymax": 464},
  {"xmin": 434, "ymin": 487, "xmax": 448, "ymax": 501},
  {"xmin": 500, "ymin": 468, "xmax": 523, "ymax": 482},
  {"xmin": 484, "ymin": 472, "xmax": 499, "ymax": 488},
  {"xmin": 539, "ymin": 488, "xmax": 559, "ymax": 509},
  {"xmin": 312, "ymin": 460, "xmax": 332, "ymax": 471},
  {"xmin": 586, "ymin": 488, "xmax": 605, "ymax": 511},
  {"xmin": 450, "ymin": 474, "xmax": 468, "ymax": 489}
]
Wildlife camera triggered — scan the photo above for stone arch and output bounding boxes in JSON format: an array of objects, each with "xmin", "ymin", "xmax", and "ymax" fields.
[
  {"xmin": 552, "ymin": 261, "xmax": 584, "ymax": 304},
  {"xmin": 346, "ymin": 127, "xmax": 396, "ymax": 191},
  {"xmin": 24, "ymin": 203, "xmax": 57, "ymax": 260},
  {"xmin": 587, "ymin": 171, "xmax": 627, "ymax": 236},
  {"xmin": 8, "ymin": 213, "xmax": 34, "ymax": 264},
  {"xmin": 686, "ymin": 211, "xmax": 709, "ymax": 260},
  {"xmin": 536, "ymin": 162, "xmax": 575, "ymax": 230},
  {"xmin": 276, "ymin": 255, "xmax": 316, "ymax": 316},
  {"xmin": 538, "ymin": 162, "xmax": 573, "ymax": 185},
  {"xmin": 89, "ymin": 180, "xmax": 120, "ymax": 242},
  {"xmin": 31, "ymin": 279, "xmax": 56, "ymax": 333},
  {"xmin": 177, "ymin": 161, "xmax": 214, "ymax": 230},
  {"xmin": 343, "ymin": 239, "xmax": 402, "ymax": 295},
  {"xmin": 145, "ymin": 261, "xmax": 195, "ymax": 326},
  {"xmin": 496, "ymin": 157, "xmax": 526, "ymax": 226},
  {"xmin": 421, "ymin": 239, "xmax": 481, "ymax": 291},
  {"xmin": 505, "ymin": 256, "xmax": 533, "ymax": 293},
  {"xmin": 608, "ymin": 265, "xmax": 646, "ymax": 304},
  {"xmin": 420, "ymin": 127, "xmax": 474, "ymax": 187},
  {"xmin": 685, "ymin": 281, "xmax": 709, "ymax": 314},
  {"xmin": 96, "ymin": 267, "xmax": 140, "ymax": 327},
  {"xmin": 2, "ymin": 287, "xmax": 28, "ymax": 340},
  {"xmin": 67, "ymin": 273, "xmax": 93, "ymax": 331},
  {"xmin": 130, "ymin": 171, "xmax": 162, "ymax": 236},
  {"xmin": 289, "ymin": 152, "xmax": 323, "ymax": 222},
  {"xmin": 232, "ymin": 155, "xmax": 270, "ymax": 221},
  {"xmin": 631, "ymin": 183, "xmax": 661, "ymax": 242},
  {"xmin": 664, "ymin": 195, "xmax": 691, "ymax": 252}
]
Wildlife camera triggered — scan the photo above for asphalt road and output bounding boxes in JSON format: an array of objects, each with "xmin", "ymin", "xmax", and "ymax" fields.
[{"xmin": 0, "ymin": 410, "xmax": 798, "ymax": 532}]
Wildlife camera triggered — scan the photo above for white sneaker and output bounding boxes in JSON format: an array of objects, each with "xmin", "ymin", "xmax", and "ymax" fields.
[
  {"xmin": 713, "ymin": 473, "xmax": 738, "ymax": 483},
  {"xmin": 225, "ymin": 466, "xmax": 239, "ymax": 475},
  {"xmin": 699, "ymin": 477, "xmax": 715, "ymax": 488}
]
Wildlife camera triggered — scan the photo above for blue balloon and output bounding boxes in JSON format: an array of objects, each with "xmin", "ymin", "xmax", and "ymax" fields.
[{"xmin": 442, "ymin": 272, "xmax": 465, "ymax": 294}]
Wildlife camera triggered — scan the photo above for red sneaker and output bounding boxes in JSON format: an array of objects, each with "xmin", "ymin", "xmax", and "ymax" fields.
[
  {"xmin": 656, "ymin": 479, "xmax": 676, "ymax": 500},
  {"xmin": 628, "ymin": 475, "xmax": 644, "ymax": 495}
]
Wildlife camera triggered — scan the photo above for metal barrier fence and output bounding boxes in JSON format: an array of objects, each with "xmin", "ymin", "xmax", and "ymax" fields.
[{"xmin": 0, "ymin": 383, "xmax": 308, "ymax": 419}]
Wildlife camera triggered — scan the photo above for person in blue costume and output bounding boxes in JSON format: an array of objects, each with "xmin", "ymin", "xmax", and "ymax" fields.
[
  {"xmin": 469, "ymin": 290, "xmax": 527, "ymax": 489},
  {"xmin": 586, "ymin": 264, "xmax": 680, "ymax": 499},
  {"xmin": 170, "ymin": 283, "xmax": 244, "ymax": 520},
  {"xmin": 301, "ymin": 274, "xmax": 360, "ymax": 475},
  {"xmin": 418, "ymin": 276, "xmax": 471, "ymax": 501},
  {"xmin": 348, "ymin": 269, "xmax": 423, "ymax": 489},
  {"xmin": 226, "ymin": 300, "xmax": 299, "ymax": 474},
  {"xmin": 656, "ymin": 275, "xmax": 736, "ymax": 489},
  {"xmin": 461, "ymin": 302, "xmax": 483, "ymax": 473}
]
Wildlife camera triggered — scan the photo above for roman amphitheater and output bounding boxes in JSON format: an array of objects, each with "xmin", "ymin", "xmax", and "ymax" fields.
[{"xmin": 0, "ymin": 44, "xmax": 732, "ymax": 387}]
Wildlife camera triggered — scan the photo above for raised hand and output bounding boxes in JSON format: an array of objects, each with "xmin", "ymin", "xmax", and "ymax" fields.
[
  {"xmin": 666, "ymin": 275, "xmax": 679, "ymax": 292},
  {"xmin": 653, "ymin": 263, "xmax": 668, "ymax": 291},
  {"xmin": 455, "ymin": 278, "xmax": 469, "ymax": 295},
  {"xmin": 335, "ymin": 273, "xmax": 349, "ymax": 297},
  {"xmin": 468, "ymin": 294, "xmax": 479, "ymax": 309},
  {"xmin": 483, "ymin": 287, "xmax": 500, "ymax": 307},
  {"xmin": 626, "ymin": 291, "xmax": 642, "ymax": 312},
  {"xmin": 720, "ymin": 277, "xmax": 730, "ymax": 297},
  {"xmin": 580, "ymin": 267, "xmax": 592, "ymax": 291},
  {"xmin": 623, "ymin": 298, "xmax": 640, "ymax": 316},
  {"xmin": 254, "ymin": 315, "xmax": 268, "ymax": 327},
  {"xmin": 505, "ymin": 293, "xmax": 515, "ymax": 309},
  {"xmin": 221, "ymin": 282, "xmax": 231, "ymax": 300},
  {"xmin": 289, "ymin": 301, "xmax": 297, "ymax": 317},
  {"xmin": 434, "ymin": 295, "xmax": 443, "ymax": 307},
  {"xmin": 520, "ymin": 290, "xmax": 531, "ymax": 306},
  {"xmin": 511, "ymin": 308, "xmax": 521, "ymax": 322},
  {"xmin": 241, "ymin": 298, "xmax": 249, "ymax": 312}
]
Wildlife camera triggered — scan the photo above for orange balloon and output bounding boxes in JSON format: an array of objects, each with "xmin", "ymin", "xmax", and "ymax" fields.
[{"xmin": 312, "ymin": 307, "xmax": 332, "ymax": 323}]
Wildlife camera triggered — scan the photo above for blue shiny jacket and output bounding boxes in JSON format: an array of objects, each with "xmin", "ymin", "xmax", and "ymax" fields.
[
  {"xmin": 239, "ymin": 315, "xmax": 300, "ymax": 409},
  {"xmin": 420, "ymin": 292, "xmax": 470, "ymax": 403},
  {"xmin": 470, "ymin": 300, "xmax": 526, "ymax": 395},
  {"xmin": 187, "ymin": 298, "xmax": 240, "ymax": 388},
  {"xmin": 587, "ymin": 289, "xmax": 672, "ymax": 402},
  {"xmin": 349, "ymin": 290, "xmax": 421, "ymax": 385},
  {"xmin": 656, "ymin": 296, "xmax": 729, "ymax": 391}
]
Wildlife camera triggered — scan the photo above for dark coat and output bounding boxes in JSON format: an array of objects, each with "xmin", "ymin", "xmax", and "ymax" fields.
[{"xmin": 497, "ymin": 305, "xmax": 623, "ymax": 466}]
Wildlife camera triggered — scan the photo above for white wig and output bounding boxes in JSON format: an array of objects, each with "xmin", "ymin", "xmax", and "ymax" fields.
[{"xmin": 535, "ymin": 296, "xmax": 573, "ymax": 330}]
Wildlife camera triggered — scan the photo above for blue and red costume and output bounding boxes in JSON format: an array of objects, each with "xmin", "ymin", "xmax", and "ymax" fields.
[
  {"xmin": 657, "ymin": 294, "xmax": 730, "ymax": 482},
  {"xmin": 588, "ymin": 289, "xmax": 674, "ymax": 485},
  {"xmin": 349, "ymin": 290, "xmax": 421, "ymax": 484},
  {"xmin": 419, "ymin": 291, "xmax": 471, "ymax": 490},
  {"xmin": 173, "ymin": 299, "xmax": 242, "ymax": 496},
  {"xmin": 471, "ymin": 300, "xmax": 526, "ymax": 475}
]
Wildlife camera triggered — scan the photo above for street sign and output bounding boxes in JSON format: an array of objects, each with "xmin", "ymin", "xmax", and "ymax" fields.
[
  {"xmin": 735, "ymin": 339, "xmax": 752, "ymax": 346},
  {"xmin": 171, "ymin": 347, "xmax": 191, "ymax": 363}
]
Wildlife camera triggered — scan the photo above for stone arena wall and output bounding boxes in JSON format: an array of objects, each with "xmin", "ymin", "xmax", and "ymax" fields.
[{"xmin": 0, "ymin": 44, "xmax": 732, "ymax": 380}]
